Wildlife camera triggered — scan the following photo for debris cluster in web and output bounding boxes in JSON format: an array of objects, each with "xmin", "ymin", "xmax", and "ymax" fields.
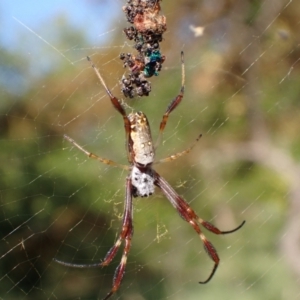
[{"xmin": 120, "ymin": 0, "xmax": 166, "ymax": 98}]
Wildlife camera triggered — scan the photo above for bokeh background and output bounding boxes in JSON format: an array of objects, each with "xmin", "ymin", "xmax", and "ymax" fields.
[{"xmin": 1, "ymin": 1, "xmax": 300, "ymax": 299}]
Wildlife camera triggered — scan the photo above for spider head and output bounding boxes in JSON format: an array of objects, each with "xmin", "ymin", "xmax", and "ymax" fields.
[{"xmin": 131, "ymin": 165, "xmax": 155, "ymax": 197}]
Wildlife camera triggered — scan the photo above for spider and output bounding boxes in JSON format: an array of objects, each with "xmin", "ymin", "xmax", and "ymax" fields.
[{"xmin": 54, "ymin": 52, "xmax": 245, "ymax": 300}]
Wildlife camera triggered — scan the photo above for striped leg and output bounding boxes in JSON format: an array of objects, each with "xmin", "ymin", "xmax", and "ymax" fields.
[
  {"xmin": 154, "ymin": 171, "xmax": 245, "ymax": 283},
  {"xmin": 87, "ymin": 56, "xmax": 132, "ymax": 164},
  {"xmin": 154, "ymin": 134, "xmax": 202, "ymax": 165},
  {"xmin": 64, "ymin": 134, "xmax": 129, "ymax": 170},
  {"xmin": 54, "ymin": 177, "xmax": 134, "ymax": 300},
  {"xmin": 155, "ymin": 51, "xmax": 185, "ymax": 148},
  {"xmin": 102, "ymin": 176, "xmax": 133, "ymax": 300}
]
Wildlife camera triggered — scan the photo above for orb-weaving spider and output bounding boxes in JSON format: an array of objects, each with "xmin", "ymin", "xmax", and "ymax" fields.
[{"xmin": 54, "ymin": 52, "xmax": 245, "ymax": 300}]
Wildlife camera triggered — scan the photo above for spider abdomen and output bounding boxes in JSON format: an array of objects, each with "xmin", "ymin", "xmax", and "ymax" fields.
[{"xmin": 128, "ymin": 111, "xmax": 155, "ymax": 166}]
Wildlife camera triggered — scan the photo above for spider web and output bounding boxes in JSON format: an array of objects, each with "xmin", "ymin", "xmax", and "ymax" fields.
[{"xmin": 1, "ymin": 1, "xmax": 300, "ymax": 299}]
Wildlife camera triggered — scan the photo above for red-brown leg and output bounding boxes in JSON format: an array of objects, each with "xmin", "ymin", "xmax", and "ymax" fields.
[
  {"xmin": 87, "ymin": 56, "xmax": 132, "ymax": 163},
  {"xmin": 54, "ymin": 177, "xmax": 134, "ymax": 300},
  {"xmin": 156, "ymin": 51, "xmax": 185, "ymax": 147},
  {"xmin": 101, "ymin": 176, "xmax": 133, "ymax": 300},
  {"xmin": 154, "ymin": 170, "xmax": 245, "ymax": 283}
]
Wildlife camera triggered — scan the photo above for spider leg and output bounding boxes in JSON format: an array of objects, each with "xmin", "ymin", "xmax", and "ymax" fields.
[
  {"xmin": 101, "ymin": 176, "xmax": 134, "ymax": 300},
  {"xmin": 153, "ymin": 171, "xmax": 245, "ymax": 284},
  {"xmin": 87, "ymin": 56, "xmax": 132, "ymax": 163},
  {"xmin": 154, "ymin": 133, "xmax": 202, "ymax": 165},
  {"xmin": 155, "ymin": 51, "xmax": 185, "ymax": 148},
  {"xmin": 64, "ymin": 134, "xmax": 130, "ymax": 170},
  {"xmin": 54, "ymin": 177, "xmax": 134, "ymax": 300}
]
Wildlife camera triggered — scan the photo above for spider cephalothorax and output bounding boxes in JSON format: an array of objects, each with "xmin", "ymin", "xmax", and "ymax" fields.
[{"xmin": 131, "ymin": 165, "xmax": 155, "ymax": 197}]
